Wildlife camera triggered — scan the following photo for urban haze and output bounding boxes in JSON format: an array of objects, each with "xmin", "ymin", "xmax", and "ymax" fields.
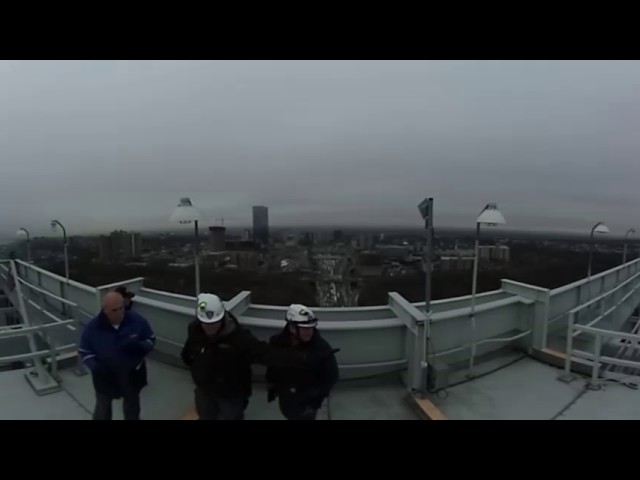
[{"xmin": 1, "ymin": 60, "xmax": 640, "ymax": 239}]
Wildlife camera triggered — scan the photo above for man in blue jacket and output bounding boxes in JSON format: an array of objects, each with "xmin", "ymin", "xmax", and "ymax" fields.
[{"xmin": 79, "ymin": 291, "xmax": 155, "ymax": 420}]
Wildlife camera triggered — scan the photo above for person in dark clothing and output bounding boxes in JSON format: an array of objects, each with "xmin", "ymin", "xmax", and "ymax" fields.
[
  {"xmin": 266, "ymin": 304, "xmax": 339, "ymax": 420},
  {"xmin": 180, "ymin": 293, "xmax": 314, "ymax": 420},
  {"xmin": 79, "ymin": 291, "xmax": 155, "ymax": 420},
  {"xmin": 115, "ymin": 286, "xmax": 135, "ymax": 311}
]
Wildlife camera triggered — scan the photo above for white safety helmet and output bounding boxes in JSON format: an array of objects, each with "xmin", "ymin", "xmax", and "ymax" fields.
[
  {"xmin": 196, "ymin": 293, "xmax": 226, "ymax": 324},
  {"xmin": 286, "ymin": 304, "xmax": 317, "ymax": 328}
]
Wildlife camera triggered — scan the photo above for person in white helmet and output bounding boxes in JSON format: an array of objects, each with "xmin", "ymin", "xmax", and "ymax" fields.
[
  {"xmin": 266, "ymin": 304, "xmax": 339, "ymax": 420},
  {"xmin": 180, "ymin": 293, "xmax": 313, "ymax": 420}
]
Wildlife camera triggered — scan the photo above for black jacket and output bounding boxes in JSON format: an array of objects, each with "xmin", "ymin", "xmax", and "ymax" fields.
[
  {"xmin": 266, "ymin": 328, "xmax": 339, "ymax": 407},
  {"xmin": 180, "ymin": 313, "xmax": 306, "ymax": 397}
]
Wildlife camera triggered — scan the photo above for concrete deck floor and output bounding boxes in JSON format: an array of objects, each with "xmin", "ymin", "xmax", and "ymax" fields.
[
  {"xmin": 431, "ymin": 355, "xmax": 640, "ymax": 420},
  {"xmin": 58, "ymin": 359, "xmax": 194, "ymax": 420},
  {"xmin": 556, "ymin": 375, "xmax": 640, "ymax": 420},
  {"xmin": 8, "ymin": 354, "xmax": 640, "ymax": 420},
  {"xmin": 0, "ymin": 360, "xmax": 418, "ymax": 420},
  {"xmin": 0, "ymin": 360, "xmax": 195, "ymax": 420},
  {"xmin": 0, "ymin": 368, "xmax": 91, "ymax": 420}
]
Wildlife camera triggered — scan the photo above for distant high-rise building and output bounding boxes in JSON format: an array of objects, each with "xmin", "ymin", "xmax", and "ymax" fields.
[
  {"xmin": 98, "ymin": 231, "xmax": 141, "ymax": 262},
  {"xmin": 252, "ymin": 206, "xmax": 269, "ymax": 248},
  {"xmin": 118, "ymin": 231, "xmax": 142, "ymax": 259},
  {"xmin": 130, "ymin": 232, "xmax": 142, "ymax": 258},
  {"xmin": 497, "ymin": 245, "xmax": 510, "ymax": 262},
  {"xmin": 121, "ymin": 233, "xmax": 133, "ymax": 258},
  {"xmin": 333, "ymin": 230, "xmax": 343, "ymax": 242},
  {"xmin": 98, "ymin": 236, "xmax": 112, "ymax": 262},
  {"xmin": 243, "ymin": 229, "xmax": 252, "ymax": 241},
  {"xmin": 477, "ymin": 245, "xmax": 510, "ymax": 263},
  {"xmin": 479, "ymin": 246, "xmax": 492, "ymax": 260},
  {"xmin": 208, "ymin": 226, "xmax": 226, "ymax": 252}
]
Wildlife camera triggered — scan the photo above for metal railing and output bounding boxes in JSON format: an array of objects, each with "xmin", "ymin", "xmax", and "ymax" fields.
[
  {"xmin": 0, "ymin": 261, "xmax": 87, "ymax": 394},
  {"xmin": 606, "ymin": 316, "xmax": 640, "ymax": 377},
  {"xmin": 566, "ymin": 325, "xmax": 640, "ymax": 389},
  {"xmin": 428, "ymin": 295, "xmax": 534, "ymax": 376},
  {"xmin": 7, "ymin": 255, "xmax": 640, "ymax": 393},
  {"xmin": 561, "ymin": 269, "xmax": 640, "ymax": 388},
  {"xmin": 0, "ymin": 319, "xmax": 80, "ymax": 380},
  {"xmin": 548, "ymin": 258, "xmax": 640, "ymax": 331}
]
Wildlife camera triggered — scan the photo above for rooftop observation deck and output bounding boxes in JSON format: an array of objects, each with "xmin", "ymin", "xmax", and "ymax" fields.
[{"xmin": 2, "ymin": 257, "xmax": 640, "ymax": 420}]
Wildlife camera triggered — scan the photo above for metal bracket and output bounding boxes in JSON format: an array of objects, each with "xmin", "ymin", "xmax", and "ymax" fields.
[
  {"xmin": 558, "ymin": 373, "xmax": 576, "ymax": 384},
  {"xmin": 24, "ymin": 369, "xmax": 62, "ymax": 396}
]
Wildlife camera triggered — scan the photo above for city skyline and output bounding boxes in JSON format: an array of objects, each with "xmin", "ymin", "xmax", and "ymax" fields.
[{"xmin": 2, "ymin": 61, "xmax": 640, "ymax": 238}]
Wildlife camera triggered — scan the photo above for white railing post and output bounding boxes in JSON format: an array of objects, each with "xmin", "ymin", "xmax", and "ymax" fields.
[
  {"xmin": 48, "ymin": 339, "xmax": 60, "ymax": 383},
  {"xmin": 468, "ymin": 314, "xmax": 477, "ymax": 377},
  {"xmin": 559, "ymin": 311, "xmax": 576, "ymax": 383},
  {"xmin": 72, "ymin": 305, "xmax": 88, "ymax": 376},
  {"xmin": 587, "ymin": 333, "xmax": 602, "ymax": 390},
  {"xmin": 10, "ymin": 261, "xmax": 61, "ymax": 395}
]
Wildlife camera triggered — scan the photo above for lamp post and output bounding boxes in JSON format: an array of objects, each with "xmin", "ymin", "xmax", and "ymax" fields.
[
  {"xmin": 623, "ymin": 228, "xmax": 635, "ymax": 264},
  {"xmin": 170, "ymin": 197, "xmax": 202, "ymax": 297},
  {"xmin": 469, "ymin": 203, "xmax": 506, "ymax": 376},
  {"xmin": 587, "ymin": 222, "xmax": 610, "ymax": 278},
  {"xmin": 50, "ymin": 220, "xmax": 69, "ymax": 282},
  {"xmin": 417, "ymin": 197, "xmax": 434, "ymax": 395},
  {"xmin": 16, "ymin": 228, "xmax": 31, "ymax": 263}
]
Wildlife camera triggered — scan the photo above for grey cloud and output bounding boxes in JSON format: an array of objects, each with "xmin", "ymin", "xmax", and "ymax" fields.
[{"xmin": 1, "ymin": 60, "xmax": 640, "ymax": 238}]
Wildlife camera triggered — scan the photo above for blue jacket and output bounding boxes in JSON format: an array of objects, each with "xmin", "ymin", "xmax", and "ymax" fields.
[{"xmin": 79, "ymin": 310, "xmax": 155, "ymax": 397}]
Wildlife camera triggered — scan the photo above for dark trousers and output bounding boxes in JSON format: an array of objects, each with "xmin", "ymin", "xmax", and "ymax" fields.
[
  {"xmin": 195, "ymin": 388, "xmax": 248, "ymax": 420},
  {"xmin": 278, "ymin": 395, "xmax": 318, "ymax": 420},
  {"xmin": 93, "ymin": 392, "xmax": 141, "ymax": 420}
]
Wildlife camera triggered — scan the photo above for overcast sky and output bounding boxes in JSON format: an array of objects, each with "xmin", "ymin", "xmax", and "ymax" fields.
[{"xmin": 1, "ymin": 60, "xmax": 640, "ymax": 238}]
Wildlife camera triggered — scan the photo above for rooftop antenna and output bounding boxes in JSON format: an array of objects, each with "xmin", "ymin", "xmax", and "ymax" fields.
[{"xmin": 216, "ymin": 217, "xmax": 225, "ymax": 227}]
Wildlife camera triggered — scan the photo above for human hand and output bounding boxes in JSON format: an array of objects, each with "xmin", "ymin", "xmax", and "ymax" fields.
[{"xmin": 121, "ymin": 334, "xmax": 141, "ymax": 353}]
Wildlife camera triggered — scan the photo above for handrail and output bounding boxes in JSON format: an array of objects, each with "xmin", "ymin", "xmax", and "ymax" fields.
[
  {"xmin": 13, "ymin": 259, "xmax": 96, "ymax": 293},
  {"xmin": 7, "ymin": 259, "xmax": 51, "ymax": 383},
  {"xmin": 17, "ymin": 276, "xmax": 78, "ymax": 307},
  {"xmin": 431, "ymin": 329, "xmax": 532, "ymax": 358},
  {"xmin": 562, "ymin": 278, "xmax": 640, "ymax": 389},
  {"xmin": 97, "ymin": 277, "xmax": 145, "ymax": 291},
  {"xmin": 551, "ymin": 258, "xmax": 640, "ymax": 296},
  {"xmin": 573, "ymin": 349, "xmax": 640, "ymax": 371},
  {"xmin": 0, "ymin": 319, "xmax": 76, "ymax": 339},
  {"xmin": 24, "ymin": 297, "xmax": 77, "ymax": 329},
  {"xmin": 431, "ymin": 295, "xmax": 532, "ymax": 322},
  {"xmin": 134, "ymin": 295, "xmax": 195, "ymax": 316},
  {"xmin": 248, "ymin": 302, "xmax": 392, "ymax": 313},
  {"xmin": 571, "ymin": 280, "xmax": 640, "ymax": 338},
  {"xmin": 0, "ymin": 343, "xmax": 76, "ymax": 364},
  {"xmin": 412, "ymin": 289, "xmax": 505, "ymax": 307},
  {"xmin": 548, "ymin": 268, "xmax": 640, "ymax": 328},
  {"xmin": 340, "ymin": 359, "xmax": 407, "ymax": 370},
  {"xmin": 139, "ymin": 287, "xmax": 195, "ymax": 301},
  {"xmin": 574, "ymin": 323, "xmax": 640, "ymax": 341},
  {"xmin": 569, "ymin": 269, "xmax": 640, "ymax": 315},
  {"xmin": 239, "ymin": 315, "xmax": 403, "ymax": 331}
]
